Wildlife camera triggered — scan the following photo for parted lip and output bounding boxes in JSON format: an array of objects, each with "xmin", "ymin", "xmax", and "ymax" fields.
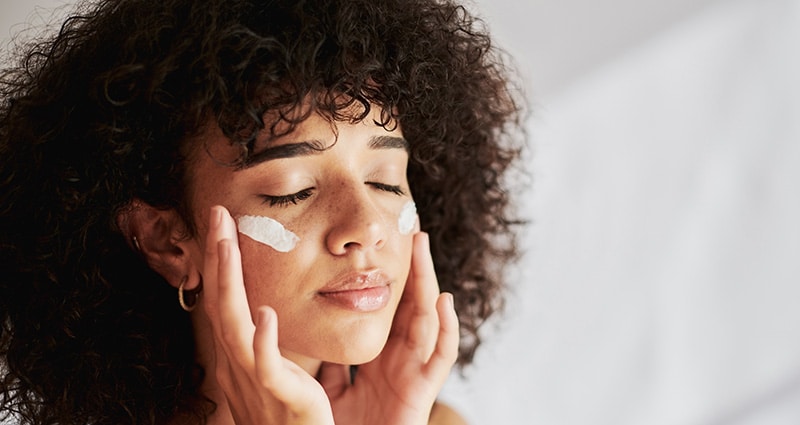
[{"xmin": 317, "ymin": 269, "xmax": 391, "ymax": 293}]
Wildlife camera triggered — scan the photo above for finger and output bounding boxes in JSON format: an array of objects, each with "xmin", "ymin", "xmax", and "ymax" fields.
[
  {"xmin": 317, "ymin": 362, "xmax": 351, "ymax": 399},
  {"xmin": 215, "ymin": 213, "xmax": 256, "ymax": 362},
  {"xmin": 203, "ymin": 206, "xmax": 246, "ymax": 391},
  {"xmin": 412, "ymin": 232, "xmax": 440, "ymax": 311},
  {"xmin": 253, "ymin": 307, "xmax": 318, "ymax": 404},
  {"xmin": 203, "ymin": 205, "xmax": 241, "ymax": 317},
  {"xmin": 392, "ymin": 232, "xmax": 436, "ymax": 334},
  {"xmin": 392, "ymin": 232, "xmax": 440, "ymax": 359},
  {"xmin": 423, "ymin": 293, "xmax": 459, "ymax": 381},
  {"xmin": 253, "ymin": 306, "xmax": 282, "ymax": 390}
]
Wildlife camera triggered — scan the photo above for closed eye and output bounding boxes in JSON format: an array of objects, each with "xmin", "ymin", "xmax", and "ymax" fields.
[
  {"xmin": 367, "ymin": 182, "xmax": 406, "ymax": 196},
  {"xmin": 260, "ymin": 188, "xmax": 314, "ymax": 207}
]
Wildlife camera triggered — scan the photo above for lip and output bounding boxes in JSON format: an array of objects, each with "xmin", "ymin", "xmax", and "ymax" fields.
[{"xmin": 317, "ymin": 270, "xmax": 392, "ymax": 312}]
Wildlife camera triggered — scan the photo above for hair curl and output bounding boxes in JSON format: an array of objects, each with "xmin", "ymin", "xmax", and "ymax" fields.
[{"xmin": 0, "ymin": 0, "xmax": 526, "ymax": 424}]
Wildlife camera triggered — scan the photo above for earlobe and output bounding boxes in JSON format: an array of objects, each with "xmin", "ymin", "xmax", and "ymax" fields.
[{"xmin": 117, "ymin": 199, "xmax": 200, "ymax": 290}]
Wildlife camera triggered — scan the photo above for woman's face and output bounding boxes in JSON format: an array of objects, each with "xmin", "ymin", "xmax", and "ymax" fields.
[{"xmin": 186, "ymin": 107, "xmax": 414, "ymax": 366}]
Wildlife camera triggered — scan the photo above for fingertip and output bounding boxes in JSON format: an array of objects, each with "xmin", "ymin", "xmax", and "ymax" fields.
[
  {"xmin": 253, "ymin": 306, "xmax": 279, "ymax": 375},
  {"xmin": 256, "ymin": 306, "xmax": 269, "ymax": 326},
  {"xmin": 209, "ymin": 205, "xmax": 224, "ymax": 228},
  {"xmin": 444, "ymin": 292, "xmax": 454, "ymax": 310},
  {"xmin": 445, "ymin": 290, "xmax": 455, "ymax": 306},
  {"xmin": 257, "ymin": 305, "xmax": 277, "ymax": 327},
  {"xmin": 224, "ymin": 208, "xmax": 239, "ymax": 236},
  {"xmin": 437, "ymin": 292, "xmax": 459, "ymax": 333},
  {"xmin": 425, "ymin": 294, "xmax": 460, "ymax": 379},
  {"xmin": 209, "ymin": 205, "xmax": 238, "ymax": 239}
]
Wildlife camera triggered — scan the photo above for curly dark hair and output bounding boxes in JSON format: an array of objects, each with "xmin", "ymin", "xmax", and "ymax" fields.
[{"xmin": 0, "ymin": 0, "xmax": 525, "ymax": 424}]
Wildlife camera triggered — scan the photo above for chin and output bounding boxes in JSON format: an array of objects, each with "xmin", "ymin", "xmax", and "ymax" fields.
[{"xmin": 320, "ymin": 320, "xmax": 393, "ymax": 365}]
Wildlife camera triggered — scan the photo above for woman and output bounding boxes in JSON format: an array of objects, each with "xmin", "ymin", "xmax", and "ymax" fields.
[{"xmin": 0, "ymin": 0, "xmax": 524, "ymax": 424}]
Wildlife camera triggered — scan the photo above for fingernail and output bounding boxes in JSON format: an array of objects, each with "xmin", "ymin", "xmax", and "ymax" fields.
[
  {"xmin": 259, "ymin": 308, "xmax": 274, "ymax": 327},
  {"xmin": 445, "ymin": 292, "xmax": 454, "ymax": 309},
  {"xmin": 210, "ymin": 206, "xmax": 222, "ymax": 228}
]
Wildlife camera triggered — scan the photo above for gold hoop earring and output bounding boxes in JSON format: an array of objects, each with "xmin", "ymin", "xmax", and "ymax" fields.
[
  {"xmin": 178, "ymin": 276, "xmax": 203, "ymax": 312},
  {"xmin": 132, "ymin": 236, "xmax": 141, "ymax": 251}
]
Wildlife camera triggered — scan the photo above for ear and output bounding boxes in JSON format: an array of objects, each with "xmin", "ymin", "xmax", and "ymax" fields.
[{"xmin": 117, "ymin": 199, "xmax": 201, "ymax": 290}]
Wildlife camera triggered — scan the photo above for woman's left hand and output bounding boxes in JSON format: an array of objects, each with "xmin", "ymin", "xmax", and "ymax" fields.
[{"xmin": 318, "ymin": 231, "xmax": 460, "ymax": 425}]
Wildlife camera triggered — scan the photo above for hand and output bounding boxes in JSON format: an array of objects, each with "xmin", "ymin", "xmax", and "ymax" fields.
[
  {"xmin": 319, "ymin": 231, "xmax": 460, "ymax": 425},
  {"xmin": 202, "ymin": 205, "xmax": 334, "ymax": 425}
]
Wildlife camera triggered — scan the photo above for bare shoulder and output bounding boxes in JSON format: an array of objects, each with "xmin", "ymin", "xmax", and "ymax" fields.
[{"xmin": 429, "ymin": 401, "xmax": 469, "ymax": 425}]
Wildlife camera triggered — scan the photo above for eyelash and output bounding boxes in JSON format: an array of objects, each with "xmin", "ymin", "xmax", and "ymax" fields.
[
  {"xmin": 261, "ymin": 188, "xmax": 314, "ymax": 207},
  {"xmin": 367, "ymin": 182, "xmax": 406, "ymax": 196},
  {"xmin": 261, "ymin": 182, "xmax": 405, "ymax": 207}
]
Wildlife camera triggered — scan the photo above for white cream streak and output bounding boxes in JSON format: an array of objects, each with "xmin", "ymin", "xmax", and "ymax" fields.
[
  {"xmin": 398, "ymin": 201, "xmax": 417, "ymax": 235},
  {"xmin": 237, "ymin": 215, "xmax": 300, "ymax": 253}
]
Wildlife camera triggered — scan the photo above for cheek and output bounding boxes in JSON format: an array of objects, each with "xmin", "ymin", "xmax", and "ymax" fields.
[
  {"xmin": 393, "ymin": 232, "xmax": 415, "ymax": 281},
  {"xmin": 237, "ymin": 237, "xmax": 309, "ymax": 309}
]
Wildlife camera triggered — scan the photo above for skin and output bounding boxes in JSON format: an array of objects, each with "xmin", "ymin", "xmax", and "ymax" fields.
[
  {"xmin": 130, "ymin": 107, "xmax": 462, "ymax": 424},
  {"xmin": 191, "ymin": 110, "xmax": 417, "ymax": 369}
]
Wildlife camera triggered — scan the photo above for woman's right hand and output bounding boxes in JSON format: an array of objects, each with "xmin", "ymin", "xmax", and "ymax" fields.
[{"xmin": 202, "ymin": 205, "xmax": 335, "ymax": 425}]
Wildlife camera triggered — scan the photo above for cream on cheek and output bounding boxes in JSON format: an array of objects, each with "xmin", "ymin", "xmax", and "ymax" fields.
[
  {"xmin": 398, "ymin": 201, "xmax": 417, "ymax": 235},
  {"xmin": 236, "ymin": 200, "xmax": 414, "ymax": 251},
  {"xmin": 236, "ymin": 215, "xmax": 300, "ymax": 252}
]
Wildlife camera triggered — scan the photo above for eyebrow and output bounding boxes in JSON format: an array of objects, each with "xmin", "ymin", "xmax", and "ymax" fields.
[
  {"xmin": 368, "ymin": 135, "xmax": 409, "ymax": 151},
  {"xmin": 241, "ymin": 135, "xmax": 408, "ymax": 169}
]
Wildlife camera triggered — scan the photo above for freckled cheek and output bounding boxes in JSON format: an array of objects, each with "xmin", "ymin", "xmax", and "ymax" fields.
[
  {"xmin": 373, "ymin": 201, "xmax": 416, "ymax": 245},
  {"xmin": 236, "ymin": 237, "xmax": 311, "ymax": 308},
  {"xmin": 238, "ymin": 236, "xmax": 286, "ymax": 267}
]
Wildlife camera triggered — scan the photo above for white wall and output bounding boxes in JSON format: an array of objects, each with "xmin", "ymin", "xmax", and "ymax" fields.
[
  {"xmin": 1, "ymin": 0, "xmax": 71, "ymax": 47},
  {"xmin": 3, "ymin": 0, "xmax": 800, "ymax": 424},
  {"xmin": 442, "ymin": 0, "xmax": 800, "ymax": 424}
]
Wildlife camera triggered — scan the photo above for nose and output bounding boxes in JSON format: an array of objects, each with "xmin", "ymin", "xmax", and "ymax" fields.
[{"xmin": 325, "ymin": 183, "xmax": 388, "ymax": 255}]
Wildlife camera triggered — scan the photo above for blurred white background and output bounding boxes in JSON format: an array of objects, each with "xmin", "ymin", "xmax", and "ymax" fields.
[{"xmin": 3, "ymin": 0, "xmax": 799, "ymax": 424}]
